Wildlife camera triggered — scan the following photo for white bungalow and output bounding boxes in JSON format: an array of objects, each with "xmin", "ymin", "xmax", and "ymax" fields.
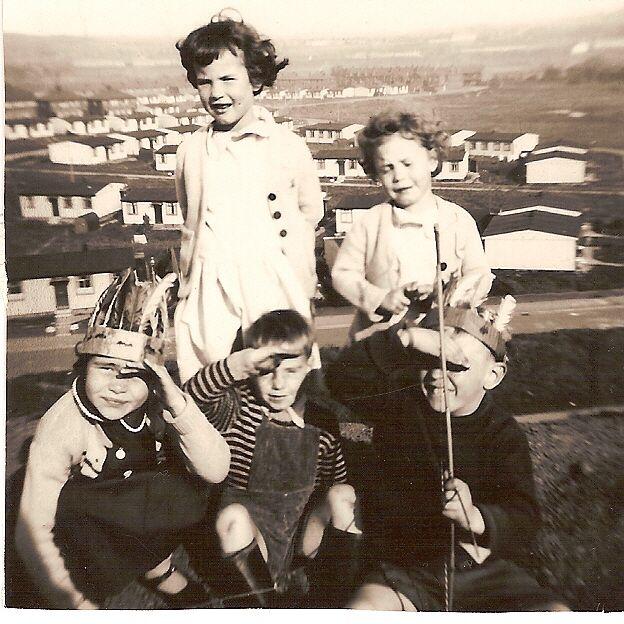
[
  {"xmin": 524, "ymin": 141, "xmax": 588, "ymax": 184},
  {"xmin": 4, "ymin": 117, "xmax": 55, "ymax": 140},
  {"xmin": 301, "ymin": 122, "xmax": 364, "ymax": 144},
  {"xmin": 108, "ymin": 129, "xmax": 170, "ymax": 155},
  {"xmin": 121, "ymin": 184, "xmax": 182, "ymax": 226},
  {"xmin": 18, "ymin": 179, "xmax": 125, "ymax": 223},
  {"xmin": 483, "ymin": 206, "xmax": 582, "ymax": 271},
  {"xmin": 434, "ymin": 147, "xmax": 469, "ymax": 181},
  {"xmin": 465, "ymin": 131, "xmax": 539, "ymax": 161},
  {"xmin": 310, "ymin": 145, "xmax": 366, "ymax": 179},
  {"xmin": 108, "ymin": 111, "xmax": 159, "ymax": 133},
  {"xmin": 48, "ymin": 136, "xmax": 128, "ymax": 164},
  {"xmin": 50, "ymin": 114, "xmax": 111, "ymax": 135},
  {"xmin": 154, "ymin": 145, "xmax": 178, "ymax": 172}
]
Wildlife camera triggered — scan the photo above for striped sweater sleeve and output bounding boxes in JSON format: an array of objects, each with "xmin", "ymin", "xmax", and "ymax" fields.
[
  {"xmin": 183, "ymin": 359, "xmax": 240, "ymax": 432},
  {"xmin": 316, "ymin": 431, "xmax": 348, "ymax": 488}
]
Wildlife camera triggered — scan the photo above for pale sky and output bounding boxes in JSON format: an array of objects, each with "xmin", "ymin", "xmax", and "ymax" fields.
[{"xmin": 3, "ymin": 0, "xmax": 624, "ymax": 39}]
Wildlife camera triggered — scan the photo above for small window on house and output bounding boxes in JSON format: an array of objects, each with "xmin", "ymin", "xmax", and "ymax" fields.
[
  {"xmin": 493, "ymin": 142, "xmax": 500, "ymax": 151},
  {"xmin": 478, "ymin": 142, "xmax": 486, "ymax": 150},
  {"xmin": 165, "ymin": 203, "xmax": 178, "ymax": 216},
  {"xmin": 317, "ymin": 160, "xmax": 326, "ymax": 170},
  {"xmin": 84, "ymin": 198, "xmax": 92, "ymax": 210},
  {"xmin": 127, "ymin": 202, "xmax": 139, "ymax": 215},
  {"xmin": 8, "ymin": 281, "xmax": 24, "ymax": 297},
  {"xmin": 502, "ymin": 143, "xmax": 510, "ymax": 151},
  {"xmin": 341, "ymin": 211, "xmax": 353, "ymax": 223},
  {"xmin": 468, "ymin": 141, "xmax": 475, "ymax": 149},
  {"xmin": 450, "ymin": 162, "xmax": 460, "ymax": 172},
  {"xmin": 76, "ymin": 275, "xmax": 93, "ymax": 291}
]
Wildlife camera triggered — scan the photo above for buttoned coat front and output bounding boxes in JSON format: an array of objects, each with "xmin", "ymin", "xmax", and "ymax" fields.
[{"xmin": 175, "ymin": 112, "xmax": 323, "ymax": 301}]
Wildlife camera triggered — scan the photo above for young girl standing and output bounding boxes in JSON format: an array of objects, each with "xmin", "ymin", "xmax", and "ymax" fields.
[
  {"xmin": 332, "ymin": 112, "xmax": 493, "ymax": 341},
  {"xmin": 174, "ymin": 13, "xmax": 323, "ymax": 382}
]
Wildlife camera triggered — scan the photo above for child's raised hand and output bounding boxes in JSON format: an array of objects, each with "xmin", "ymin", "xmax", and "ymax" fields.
[
  {"xmin": 442, "ymin": 473, "xmax": 485, "ymax": 535},
  {"xmin": 229, "ymin": 345, "xmax": 302, "ymax": 379},
  {"xmin": 398, "ymin": 327, "xmax": 470, "ymax": 369}
]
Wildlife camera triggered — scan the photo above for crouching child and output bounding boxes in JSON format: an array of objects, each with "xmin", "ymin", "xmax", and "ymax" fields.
[
  {"xmin": 183, "ymin": 309, "xmax": 361, "ymax": 607},
  {"xmin": 15, "ymin": 269, "xmax": 231, "ymax": 609},
  {"xmin": 327, "ymin": 280, "xmax": 569, "ymax": 611}
]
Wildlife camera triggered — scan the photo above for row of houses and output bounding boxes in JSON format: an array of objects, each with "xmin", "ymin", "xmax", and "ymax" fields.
[
  {"xmin": 5, "ymin": 84, "xmax": 199, "ymax": 122},
  {"xmin": 300, "ymin": 122, "xmax": 588, "ymax": 184},
  {"xmin": 6, "ymin": 201, "xmax": 586, "ymax": 321}
]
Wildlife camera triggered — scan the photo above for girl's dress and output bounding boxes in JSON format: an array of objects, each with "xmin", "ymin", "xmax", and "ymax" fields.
[{"xmin": 174, "ymin": 108, "xmax": 324, "ymax": 383}]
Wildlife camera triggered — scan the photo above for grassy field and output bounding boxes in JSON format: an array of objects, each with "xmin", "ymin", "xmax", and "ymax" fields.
[{"xmin": 281, "ymin": 81, "xmax": 624, "ymax": 150}]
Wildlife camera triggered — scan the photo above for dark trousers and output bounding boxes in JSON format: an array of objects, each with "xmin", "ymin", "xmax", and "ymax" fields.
[{"xmin": 54, "ymin": 471, "xmax": 210, "ymax": 603}]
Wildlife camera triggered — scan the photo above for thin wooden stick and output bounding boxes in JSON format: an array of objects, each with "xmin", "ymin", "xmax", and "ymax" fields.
[{"xmin": 434, "ymin": 222, "xmax": 455, "ymax": 611}]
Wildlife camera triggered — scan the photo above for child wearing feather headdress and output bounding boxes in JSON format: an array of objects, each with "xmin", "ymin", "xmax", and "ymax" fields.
[
  {"xmin": 15, "ymin": 268, "xmax": 231, "ymax": 609},
  {"xmin": 327, "ymin": 276, "xmax": 569, "ymax": 611}
]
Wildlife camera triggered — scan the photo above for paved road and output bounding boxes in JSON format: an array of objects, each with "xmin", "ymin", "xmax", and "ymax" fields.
[{"xmin": 7, "ymin": 293, "xmax": 624, "ymax": 378}]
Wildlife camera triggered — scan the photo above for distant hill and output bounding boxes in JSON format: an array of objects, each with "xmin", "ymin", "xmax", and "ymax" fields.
[{"xmin": 4, "ymin": 8, "xmax": 624, "ymax": 92}]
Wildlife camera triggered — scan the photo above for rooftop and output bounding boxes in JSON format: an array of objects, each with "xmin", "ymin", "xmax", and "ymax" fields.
[
  {"xmin": 5, "ymin": 116, "xmax": 51, "ymax": 126},
  {"xmin": 36, "ymin": 89, "xmax": 83, "ymax": 103},
  {"xmin": 168, "ymin": 123, "xmax": 202, "ymax": 133},
  {"xmin": 469, "ymin": 131, "xmax": 526, "ymax": 142},
  {"xmin": 115, "ymin": 129, "xmax": 169, "ymax": 139},
  {"xmin": 57, "ymin": 135, "xmax": 125, "ymax": 147},
  {"xmin": 303, "ymin": 121, "xmax": 362, "ymax": 132},
  {"xmin": 154, "ymin": 144, "xmax": 179, "ymax": 155},
  {"xmin": 310, "ymin": 145, "xmax": 360, "ymax": 159},
  {"xmin": 122, "ymin": 183, "xmax": 177, "ymax": 203},
  {"xmin": 5, "ymin": 84, "xmax": 36, "ymax": 103},
  {"xmin": 5, "ymin": 220, "xmax": 181, "ymax": 280},
  {"xmin": 484, "ymin": 207, "xmax": 582, "ymax": 238},
  {"xmin": 443, "ymin": 147, "xmax": 468, "ymax": 162},
  {"xmin": 524, "ymin": 151, "xmax": 588, "ymax": 164},
  {"xmin": 16, "ymin": 175, "xmax": 113, "ymax": 198}
]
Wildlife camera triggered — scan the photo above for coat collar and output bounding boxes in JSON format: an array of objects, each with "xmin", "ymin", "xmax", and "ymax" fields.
[
  {"xmin": 391, "ymin": 195, "xmax": 439, "ymax": 230},
  {"xmin": 206, "ymin": 105, "xmax": 276, "ymax": 141}
]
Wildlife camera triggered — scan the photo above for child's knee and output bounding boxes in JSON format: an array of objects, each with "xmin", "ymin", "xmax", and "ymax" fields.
[
  {"xmin": 215, "ymin": 503, "xmax": 255, "ymax": 552},
  {"xmin": 326, "ymin": 484, "xmax": 359, "ymax": 532}
]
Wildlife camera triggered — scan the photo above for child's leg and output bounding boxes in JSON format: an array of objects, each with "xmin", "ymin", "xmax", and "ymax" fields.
[
  {"xmin": 215, "ymin": 503, "xmax": 274, "ymax": 607},
  {"xmin": 299, "ymin": 484, "xmax": 362, "ymax": 607},
  {"xmin": 348, "ymin": 583, "xmax": 417, "ymax": 610},
  {"xmin": 300, "ymin": 483, "xmax": 361, "ymax": 557}
]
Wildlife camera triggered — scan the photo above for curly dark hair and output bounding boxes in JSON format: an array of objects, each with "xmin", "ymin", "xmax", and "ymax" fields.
[
  {"xmin": 176, "ymin": 20, "xmax": 288, "ymax": 94},
  {"xmin": 357, "ymin": 112, "xmax": 449, "ymax": 180}
]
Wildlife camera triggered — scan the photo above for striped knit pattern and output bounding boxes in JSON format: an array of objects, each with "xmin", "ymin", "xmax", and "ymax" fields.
[{"xmin": 184, "ymin": 359, "xmax": 348, "ymax": 490}]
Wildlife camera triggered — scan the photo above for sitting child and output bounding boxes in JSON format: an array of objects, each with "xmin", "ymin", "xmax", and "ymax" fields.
[
  {"xmin": 15, "ymin": 269, "xmax": 231, "ymax": 609},
  {"xmin": 183, "ymin": 309, "xmax": 360, "ymax": 607},
  {"xmin": 327, "ymin": 281, "xmax": 568, "ymax": 611},
  {"xmin": 331, "ymin": 111, "xmax": 492, "ymax": 342}
]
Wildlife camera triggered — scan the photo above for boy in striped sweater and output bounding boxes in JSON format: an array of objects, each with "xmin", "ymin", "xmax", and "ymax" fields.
[{"xmin": 184, "ymin": 309, "xmax": 360, "ymax": 607}]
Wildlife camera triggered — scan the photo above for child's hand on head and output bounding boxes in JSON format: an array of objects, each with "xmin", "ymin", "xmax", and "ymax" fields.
[
  {"xmin": 442, "ymin": 472, "xmax": 485, "ymax": 535},
  {"xmin": 398, "ymin": 327, "xmax": 470, "ymax": 369},
  {"xmin": 123, "ymin": 359, "xmax": 187, "ymax": 418}
]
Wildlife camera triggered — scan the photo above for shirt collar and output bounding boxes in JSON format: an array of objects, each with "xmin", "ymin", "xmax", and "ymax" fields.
[
  {"xmin": 264, "ymin": 405, "xmax": 305, "ymax": 429},
  {"xmin": 391, "ymin": 197, "xmax": 439, "ymax": 229},
  {"xmin": 207, "ymin": 105, "xmax": 275, "ymax": 141}
]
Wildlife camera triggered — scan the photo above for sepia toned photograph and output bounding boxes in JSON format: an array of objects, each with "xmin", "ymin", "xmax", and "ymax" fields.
[{"xmin": 3, "ymin": 0, "xmax": 624, "ymax": 614}]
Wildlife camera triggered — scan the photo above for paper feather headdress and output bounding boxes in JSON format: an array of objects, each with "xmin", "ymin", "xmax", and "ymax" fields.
[
  {"xmin": 421, "ymin": 272, "xmax": 516, "ymax": 360},
  {"xmin": 76, "ymin": 268, "xmax": 177, "ymax": 364}
]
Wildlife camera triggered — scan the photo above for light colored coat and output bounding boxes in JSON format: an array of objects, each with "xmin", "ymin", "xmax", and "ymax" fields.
[
  {"xmin": 175, "ymin": 107, "xmax": 323, "ymax": 301},
  {"xmin": 15, "ymin": 391, "xmax": 230, "ymax": 609},
  {"xmin": 332, "ymin": 197, "xmax": 491, "ymax": 338}
]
